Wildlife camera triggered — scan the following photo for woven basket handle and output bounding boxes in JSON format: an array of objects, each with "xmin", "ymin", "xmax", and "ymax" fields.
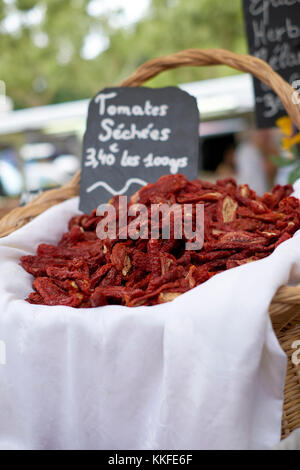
[
  {"xmin": 1, "ymin": 47, "xmax": 300, "ymax": 239},
  {"xmin": 120, "ymin": 48, "xmax": 300, "ymax": 130}
]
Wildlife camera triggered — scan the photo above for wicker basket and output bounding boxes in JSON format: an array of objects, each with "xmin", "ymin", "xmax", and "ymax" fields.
[{"xmin": 0, "ymin": 49, "xmax": 299, "ymax": 439}]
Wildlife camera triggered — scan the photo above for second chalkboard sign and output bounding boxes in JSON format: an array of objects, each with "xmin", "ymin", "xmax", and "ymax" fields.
[
  {"xmin": 243, "ymin": 0, "xmax": 300, "ymax": 128},
  {"xmin": 79, "ymin": 86, "xmax": 199, "ymax": 213}
]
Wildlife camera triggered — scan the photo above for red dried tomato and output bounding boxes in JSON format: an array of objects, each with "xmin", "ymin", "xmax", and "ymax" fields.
[{"xmin": 21, "ymin": 175, "xmax": 300, "ymax": 308}]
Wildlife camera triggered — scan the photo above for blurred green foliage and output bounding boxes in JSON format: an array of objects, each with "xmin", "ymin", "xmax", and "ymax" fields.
[{"xmin": 0, "ymin": 0, "xmax": 247, "ymax": 108}]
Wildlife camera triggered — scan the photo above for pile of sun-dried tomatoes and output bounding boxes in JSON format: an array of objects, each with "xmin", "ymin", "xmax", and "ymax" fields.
[{"xmin": 21, "ymin": 174, "xmax": 300, "ymax": 308}]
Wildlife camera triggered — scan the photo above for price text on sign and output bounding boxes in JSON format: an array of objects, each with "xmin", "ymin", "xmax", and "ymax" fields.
[
  {"xmin": 243, "ymin": 0, "xmax": 300, "ymax": 128},
  {"xmin": 80, "ymin": 87, "xmax": 199, "ymax": 213}
]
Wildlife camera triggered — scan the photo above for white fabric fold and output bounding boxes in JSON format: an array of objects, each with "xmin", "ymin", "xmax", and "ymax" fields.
[{"xmin": 0, "ymin": 182, "xmax": 299, "ymax": 450}]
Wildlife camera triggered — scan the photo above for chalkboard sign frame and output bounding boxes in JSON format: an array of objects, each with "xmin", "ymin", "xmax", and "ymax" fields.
[{"xmin": 79, "ymin": 86, "xmax": 199, "ymax": 213}]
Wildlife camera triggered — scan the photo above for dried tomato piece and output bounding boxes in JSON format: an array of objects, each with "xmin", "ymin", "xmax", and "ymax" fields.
[
  {"xmin": 91, "ymin": 286, "xmax": 144, "ymax": 306},
  {"xmin": 237, "ymin": 206, "xmax": 282, "ymax": 222},
  {"xmin": 86, "ymin": 253, "xmax": 107, "ymax": 272},
  {"xmin": 226, "ymin": 256, "xmax": 260, "ymax": 269},
  {"xmin": 216, "ymin": 177, "xmax": 237, "ymax": 193},
  {"xmin": 176, "ymin": 190, "xmax": 222, "ymax": 204},
  {"xmin": 148, "ymin": 265, "xmax": 185, "ymax": 291},
  {"xmin": 76, "ymin": 279, "xmax": 91, "ymax": 296},
  {"xmin": 192, "ymin": 250, "xmax": 232, "ymax": 263},
  {"xmin": 158, "ymin": 292, "xmax": 182, "ymax": 303},
  {"xmin": 40, "ymin": 239, "xmax": 105, "ymax": 260},
  {"xmin": 82, "ymin": 215, "xmax": 101, "ymax": 231},
  {"xmin": 284, "ymin": 221, "xmax": 298, "ymax": 235},
  {"xmin": 51, "ymin": 278, "xmax": 91, "ymax": 300},
  {"xmin": 176, "ymin": 192, "xmax": 205, "ymax": 203},
  {"xmin": 161, "ymin": 238, "xmax": 180, "ymax": 253},
  {"xmin": 219, "ymin": 231, "xmax": 265, "ymax": 244},
  {"xmin": 257, "ymin": 230, "xmax": 280, "ymax": 240},
  {"xmin": 274, "ymin": 232, "xmax": 291, "ymax": 248},
  {"xmin": 59, "ymin": 225, "xmax": 85, "ymax": 246},
  {"xmin": 53, "ymin": 279, "xmax": 80, "ymax": 292},
  {"xmin": 147, "ymin": 239, "xmax": 162, "ymax": 278},
  {"xmin": 125, "ymin": 269, "xmax": 145, "ymax": 288},
  {"xmin": 132, "ymin": 273, "xmax": 152, "ymax": 291},
  {"xmin": 20, "ymin": 255, "xmax": 66, "ymax": 277},
  {"xmin": 100, "ymin": 266, "xmax": 122, "ymax": 287},
  {"xmin": 236, "ymin": 193, "xmax": 268, "ymax": 215},
  {"xmin": 229, "ymin": 250, "xmax": 253, "ymax": 260},
  {"xmin": 33, "ymin": 277, "xmax": 84, "ymax": 307},
  {"xmin": 261, "ymin": 192, "xmax": 278, "ymax": 210},
  {"xmin": 218, "ymin": 195, "xmax": 238, "ymax": 224},
  {"xmin": 90, "ymin": 263, "xmax": 112, "ymax": 289},
  {"xmin": 131, "ymin": 251, "xmax": 150, "ymax": 271},
  {"xmin": 204, "ymin": 231, "xmax": 268, "ymax": 251},
  {"xmin": 128, "ymin": 281, "xmax": 186, "ymax": 307},
  {"xmin": 211, "ymin": 228, "xmax": 226, "ymax": 237},
  {"xmin": 185, "ymin": 265, "xmax": 210, "ymax": 288},
  {"xmin": 111, "ymin": 243, "xmax": 131, "ymax": 276},
  {"xmin": 266, "ymin": 184, "xmax": 294, "ymax": 209},
  {"xmin": 176, "ymin": 251, "xmax": 191, "ymax": 265},
  {"xmin": 46, "ymin": 258, "xmax": 89, "ymax": 281},
  {"xmin": 134, "ymin": 239, "xmax": 148, "ymax": 252},
  {"xmin": 90, "ymin": 290, "xmax": 108, "ymax": 307},
  {"xmin": 68, "ymin": 214, "xmax": 88, "ymax": 230},
  {"xmin": 198, "ymin": 191, "xmax": 223, "ymax": 201},
  {"xmin": 237, "ymin": 184, "xmax": 255, "ymax": 199},
  {"xmin": 160, "ymin": 253, "xmax": 175, "ymax": 275},
  {"xmin": 196, "ymin": 179, "xmax": 215, "ymax": 190},
  {"xmin": 131, "ymin": 174, "xmax": 188, "ymax": 204},
  {"xmin": 278, "ymin": 196, "xmax": 300, "ymax": 216},
  {"xmin": 226, "ymin": 218, "xmax": 260, "ymax": 232},
  {"xmin": 26, "ymin": 292, "xmax": 45, "ymax": 304},
  {"xmin": 37, "ymin": 243, "xmax": 72, "ymax": 259}
]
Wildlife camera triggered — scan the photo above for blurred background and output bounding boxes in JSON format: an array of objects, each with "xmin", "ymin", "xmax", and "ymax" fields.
[{"xmin": 0, "ymin": 0, "xmax": 284, "ymax": 217}]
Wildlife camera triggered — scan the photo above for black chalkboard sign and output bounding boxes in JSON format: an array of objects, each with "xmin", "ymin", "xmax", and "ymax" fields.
[
  {"xmin": 79, "ymin": 86, "xmax": 199, "ymax": 213},
  {"xmin": 243, "ymin": 0, "xmax": 300, "ymax": 128}
]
